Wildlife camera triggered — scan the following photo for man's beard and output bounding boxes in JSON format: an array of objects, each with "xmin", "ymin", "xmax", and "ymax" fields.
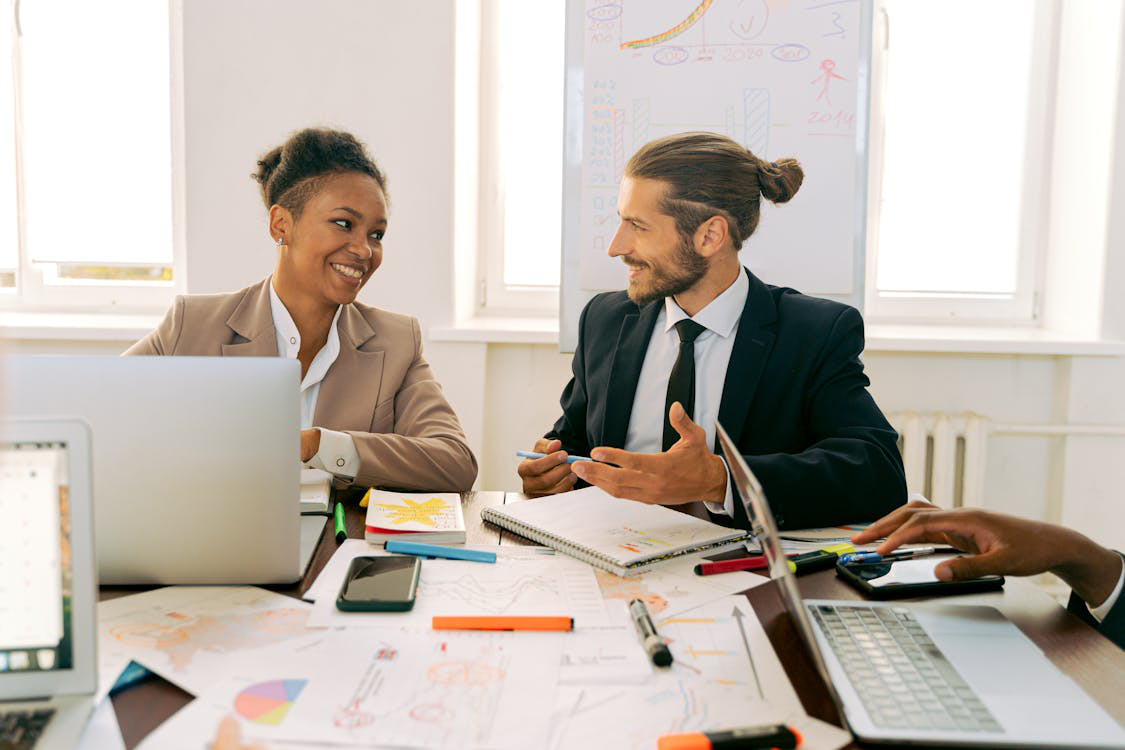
[{"xmin": 625, "ymin": 235, "xmax": 708, "ymax": 306}]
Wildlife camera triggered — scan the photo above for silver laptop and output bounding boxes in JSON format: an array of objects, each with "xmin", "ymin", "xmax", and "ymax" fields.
[
  {"xmin": 2, "ymin": 355, "xmax": 320, "ymax": 585},
  {"xmin": 716, "ymin": 423, "xmax": 1125, "ymax": 749},
  {"xmin": 0, "ymin": 418, "xmax": 97, "ymax": 749}
]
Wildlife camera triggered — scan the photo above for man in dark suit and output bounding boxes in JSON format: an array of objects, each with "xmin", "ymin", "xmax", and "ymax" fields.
[
  {"xmin": 854, "ymin": 501, "xmax": 1125, "ymax": 650},
  {"xmin": 519, "ymin": 132, "xmax": 906, "ymax": 529}
]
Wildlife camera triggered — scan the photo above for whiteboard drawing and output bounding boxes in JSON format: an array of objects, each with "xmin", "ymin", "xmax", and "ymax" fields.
[
  {"xmin": 811, "ymin": 58, "xmax": 846, "ymax": 104},
  {"xmin": 577, "ymin": 0, "xmax": 865, "ymax": 297}
]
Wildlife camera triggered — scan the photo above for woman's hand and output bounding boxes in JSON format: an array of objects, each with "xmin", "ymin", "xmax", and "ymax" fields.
[{"xmin": 300, "ymin": 429, "xmax": 321, "ymax": 462}]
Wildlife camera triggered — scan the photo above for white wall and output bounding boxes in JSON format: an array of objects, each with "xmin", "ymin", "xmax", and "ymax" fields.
[
  {"xmin": 8, "ymin": 2, "xmax": 1125, "ymax": 558},
  {"xmin": 180, "ymin": 0, "xmax": 457, "ymax": 332}
]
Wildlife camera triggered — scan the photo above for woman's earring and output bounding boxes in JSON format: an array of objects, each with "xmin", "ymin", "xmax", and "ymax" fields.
[{"xmin": 275, "ymin": 236, "xmax": 284, "ymax": 247}]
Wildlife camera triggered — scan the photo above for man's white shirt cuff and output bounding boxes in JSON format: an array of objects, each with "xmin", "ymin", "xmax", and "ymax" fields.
[
  {"xmin": 306, "ymin": 428, "xmax": 360, "ymax": 479},
  {"xmin": 703, "ymin": 456, "xmax": 736, "ymax": 517},
  {"xmin": 1088, "ymin": 554, "xmax": 1125, "ymax": 623}
]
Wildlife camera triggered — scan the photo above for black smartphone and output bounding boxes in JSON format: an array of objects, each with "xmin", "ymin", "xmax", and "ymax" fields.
[
  {"xmin": 336, "ymin": 555, "xmax": 422, "ymax": 612},
  {"xmin": 836, "ymin": 553, "xmax": 1004, "ymax": 600}
]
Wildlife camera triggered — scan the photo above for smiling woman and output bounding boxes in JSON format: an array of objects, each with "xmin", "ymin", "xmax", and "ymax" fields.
[{"xmin": 124, "ymin": 128, "xmax": 478, "ymax": 493}]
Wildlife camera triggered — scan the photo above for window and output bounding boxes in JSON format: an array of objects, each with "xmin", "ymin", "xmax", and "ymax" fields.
[
  {"xmin": 865, "ymin": 0, "xmax": 1053, "ymax": 323},
  {"xmin": 476, "ymin": 0, "xmax": 564, "ymax": 314},
  {"xmin": 3, "ymin": 0, "xmax": 177, "ymax": 311},
  {"xmin": 1, "ymin": 2, "xmax": 18, "ymax": 288}
]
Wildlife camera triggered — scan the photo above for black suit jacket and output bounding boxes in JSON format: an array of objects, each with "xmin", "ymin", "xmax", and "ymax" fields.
[
  {"xmin": 1066, "ymin": 552, "xmax": 1125, "ymax": 650},
  {"xmin": 547, "ymin": 268, "xmax": 907, "ymax": 530}
]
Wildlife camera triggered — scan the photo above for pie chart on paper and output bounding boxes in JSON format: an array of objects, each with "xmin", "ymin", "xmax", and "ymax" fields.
[{"xmin": 233, "ymin": 679, "xmax": 307, "ymax": 726}]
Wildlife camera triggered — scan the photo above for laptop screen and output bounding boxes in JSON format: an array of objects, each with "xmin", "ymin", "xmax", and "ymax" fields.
[{"xmin": 0, "ymin": 440, "xmax": 74, "ymax": 675}]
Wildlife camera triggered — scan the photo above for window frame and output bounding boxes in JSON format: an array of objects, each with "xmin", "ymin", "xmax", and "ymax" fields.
[
  {"xmin": 473, "ymin": 0, "xmax": 561, "ymax": 318},
  {"xmin": 863, "ymin": 0, "xmax": 1057, "ymax": 325},
  {"xmin": 0, "ymin": 0, "xmax": 184, "ymax": 315}
]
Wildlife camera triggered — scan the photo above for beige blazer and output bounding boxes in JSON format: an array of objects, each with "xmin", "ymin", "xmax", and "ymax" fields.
[{"xmin": 126, "ymin": 278, "xmax": 477, "ymax": 492}]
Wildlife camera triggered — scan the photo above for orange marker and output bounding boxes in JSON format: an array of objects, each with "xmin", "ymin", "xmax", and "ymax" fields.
[
  {"xmin": 431, "ymin": 616, "xmax": 573, "ymax": 632},
  {"xmin": 657, "ymin": 724, "xmax": 801, "ymax": 750}
]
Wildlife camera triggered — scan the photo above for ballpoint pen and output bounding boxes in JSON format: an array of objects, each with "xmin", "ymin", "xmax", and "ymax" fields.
[
  {"xmin": 515, "ymin": 450, "xmax": 594, "ymax": 464},
  {"xmin": 838, "ymin": 546, "xmax": 952, "ymax": 565}
]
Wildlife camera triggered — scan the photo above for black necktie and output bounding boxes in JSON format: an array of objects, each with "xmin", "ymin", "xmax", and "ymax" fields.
[{"xmin": 663, "ymin": 319, "xmax": 707, "ymax": 451}]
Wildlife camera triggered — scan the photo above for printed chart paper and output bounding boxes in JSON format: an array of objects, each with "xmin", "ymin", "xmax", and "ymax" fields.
[
  {"xmin": 138, "ymin": 628, "xmax": 563, "ymax": 750},
  {"xmin": 97, "ymin": 586, "xmax": 318, "ymax": 695},
  {"xmin": 594, "ymin": 556, "xmax": 769, "ymax": 623},
  {"xmin": 548, "ymin": 597, "xmax": 801, "ymax": 750},
  {"xmin": 309, "ymin": 545, "xmax": 610, "ymax": 629}
]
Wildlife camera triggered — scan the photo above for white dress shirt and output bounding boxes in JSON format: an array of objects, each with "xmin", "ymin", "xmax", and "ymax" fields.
[
  {"xmin": 269, "ymin": 283, "xmax": 361, "ymax": 479},
  {"xmin": 623, "ymin": 269, "xmax": 748, "ymax": 516},
  {"xmin": 1089, "ymin": 555, "xmax": 1124, "ymax": 623}
]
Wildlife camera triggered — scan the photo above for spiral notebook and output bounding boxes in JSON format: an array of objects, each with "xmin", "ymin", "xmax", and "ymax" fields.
[{"xmin": 481, "ymin": 487, "xmax": 751, "ymax": 576}]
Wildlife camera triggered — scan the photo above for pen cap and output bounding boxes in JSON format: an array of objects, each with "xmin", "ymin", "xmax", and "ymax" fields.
[{"xmin": 656, "ymin": 733, "xmax": 710, "ymax": 750}]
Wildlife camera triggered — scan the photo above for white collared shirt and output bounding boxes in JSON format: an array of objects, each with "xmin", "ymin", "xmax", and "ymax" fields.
[
  {"xmin": 269, "ymin": 282, "xmax": 360, "ymax": 479},
  {"xmin": 623, "ymin": 268, "xmax": 749, "ymax": 516},
  {"xmin": 1089, "ymin": 555, "xmax": 1125, "ymax": 623}
]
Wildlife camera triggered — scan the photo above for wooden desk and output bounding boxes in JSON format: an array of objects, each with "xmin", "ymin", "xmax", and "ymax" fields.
[{"xmin": 103, "ymin": 492, "xmax": 1125, "ymax": 748}]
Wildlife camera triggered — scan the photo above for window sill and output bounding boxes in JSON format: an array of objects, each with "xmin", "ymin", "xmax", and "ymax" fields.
[
  {"xmin": 864, "ymin": 324, "xmax": 1125, "ymax": 356},
  {"xmin": 0, "ymin": 311, "xmax": 161, "ymax": 342},
  {"xmin": 429, "ymin": 317, "xmax": 559, "ymax": 345},
  {"xmin": 429, "ymin": 316, "xmax": 1125, "ymax": 355}
]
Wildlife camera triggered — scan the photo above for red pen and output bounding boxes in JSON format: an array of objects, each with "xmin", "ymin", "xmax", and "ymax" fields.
[{"xmin": 694, "ymin": 556, "xmax": 769, "ymax": 576}]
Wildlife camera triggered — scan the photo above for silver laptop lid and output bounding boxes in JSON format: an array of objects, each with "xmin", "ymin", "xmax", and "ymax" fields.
[
  {"xmin": 2, "ymin": 356, "xmax": 301, "ymax": 585},
  {"xmin": 715, "ymin": 422, "xmax": 845, "ymax": 710},
  {"xmin": 0, "ymin": 418, "xmax": 97, "ymax": 700}
]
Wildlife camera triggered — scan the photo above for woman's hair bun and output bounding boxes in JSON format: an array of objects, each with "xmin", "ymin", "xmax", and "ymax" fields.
[{"xmin": 250, "ymin": 128, "xmax": 386, "ymax": 214}]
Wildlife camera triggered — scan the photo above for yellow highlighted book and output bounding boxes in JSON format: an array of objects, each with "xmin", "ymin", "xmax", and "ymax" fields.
[{"xmin": 362, "ymin": 491, "xmax": 466, "ymax": 545}]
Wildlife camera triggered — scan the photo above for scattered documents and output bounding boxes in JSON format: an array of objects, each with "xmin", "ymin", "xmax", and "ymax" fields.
[
  {"xmin": 137, "ymin": 628, "xmax": 563, "ymax": 750},
  {"xmin": 548, "ymin": 598, "xmax": 792, "ymax": 750},
  {"xmin": 364, "ymin": 490, "xmax": 466, "ymax": 544},
  {"xmin": 308, "ymin": 544, "xmax": 610, "ymax": 629},
  {"xmin": 593, "ymin": 556, "xmax": 770, "ymax": 624},
  {"xmin": 97, "ymin": 586, "xmax": 319, "ymax": 695}
]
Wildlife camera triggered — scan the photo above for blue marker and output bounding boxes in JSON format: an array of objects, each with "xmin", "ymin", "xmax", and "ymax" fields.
[
  {"xmin": 385, "ymin": 539, "xmax": 497, "ymax": 563},
  {"xmin": 515, "ymin": 450, "xmax": 594, "ymax": 464}
]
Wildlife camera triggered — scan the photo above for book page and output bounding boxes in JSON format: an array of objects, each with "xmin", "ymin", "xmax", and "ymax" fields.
[{"xmin": 364, "ymin": 491, "xmax": 465, "ymax": 534}]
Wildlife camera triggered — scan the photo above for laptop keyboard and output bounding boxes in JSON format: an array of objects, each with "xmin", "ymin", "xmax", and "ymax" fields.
[
  {"xmin": 810, "ymin": 604, "xmax": 1003, "ymax": 733},
  {"xmin": 0, "ymin": 708, "xmax": 55, "ymax": 750}
]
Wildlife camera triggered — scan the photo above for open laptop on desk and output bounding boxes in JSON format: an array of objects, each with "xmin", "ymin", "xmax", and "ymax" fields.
[
  {"xmin": 0, "ymin": 419, "xmax": 97, "ymax": 749},
  {"xmin": 3, "ymin": 355, "xmax": 321, "ymax": 585},
  {"xmin": 716, "ymin": 423, "xmax": 1125, "ymax": 749}
]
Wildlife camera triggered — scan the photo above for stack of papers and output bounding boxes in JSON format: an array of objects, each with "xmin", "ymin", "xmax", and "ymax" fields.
[
  {"xmin": 363, "ymin": 490, "xmax": 466, "ymax": 545},
  {"xmin": 299, "ymin": 468, "xmax": 332, "ymax": 513}
]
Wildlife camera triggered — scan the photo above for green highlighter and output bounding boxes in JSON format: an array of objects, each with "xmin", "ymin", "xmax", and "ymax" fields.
[{"xmin": 334, "ymin": 501, "xmax": 347, "ymax": 543}]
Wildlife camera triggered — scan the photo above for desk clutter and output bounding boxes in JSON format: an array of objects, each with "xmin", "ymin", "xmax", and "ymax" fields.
[{"xmin": 96, "ymin": 540, "xmax": 851, "ymax": 750}]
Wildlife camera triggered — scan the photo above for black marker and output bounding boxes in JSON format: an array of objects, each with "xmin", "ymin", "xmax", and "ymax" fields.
[{"xmin": 629, "ymin": 598, "xmax": 673, "ymax": 667}]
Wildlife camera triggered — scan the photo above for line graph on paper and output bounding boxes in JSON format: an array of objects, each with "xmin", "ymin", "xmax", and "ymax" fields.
[
  {"xmin": 419, "ymin": 572, "xmax": 560, "ymax": 615},
  {"xmin": 409, "ymin": 557, "xmax": 610, "ymax": 627}
]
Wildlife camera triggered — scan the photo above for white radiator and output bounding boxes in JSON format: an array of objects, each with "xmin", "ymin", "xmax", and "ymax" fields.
[
  {"xmin": 888, "ymin": 412, "xmax": 989, "ymax": 509},
  {"xmin": 888, "ymin": 412, "xmax": 1125, "ymax": 510}
]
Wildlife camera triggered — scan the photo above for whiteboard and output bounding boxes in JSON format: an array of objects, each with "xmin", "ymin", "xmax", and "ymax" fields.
[{"xmin": 560, "ymin": 0, "xmax": 872, "ymax": 351}]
